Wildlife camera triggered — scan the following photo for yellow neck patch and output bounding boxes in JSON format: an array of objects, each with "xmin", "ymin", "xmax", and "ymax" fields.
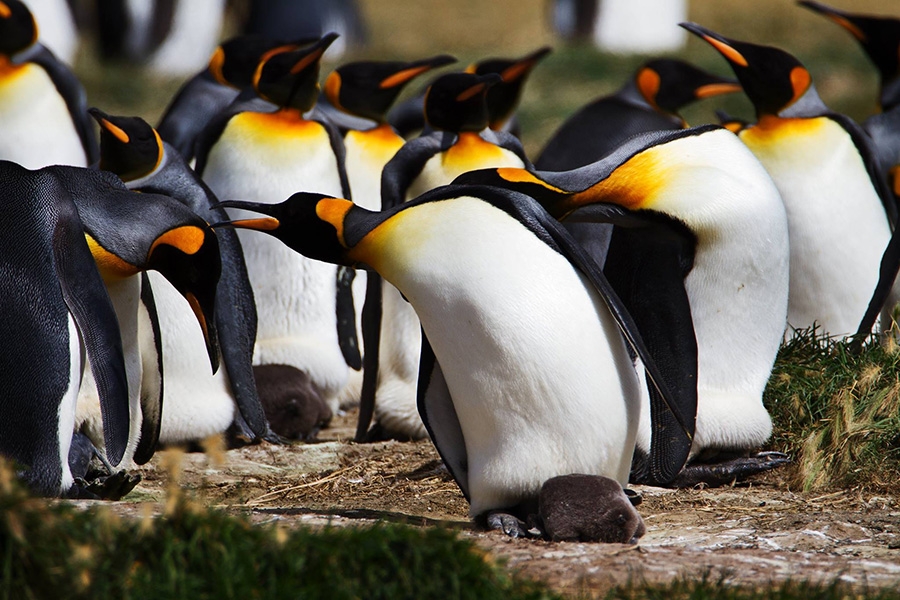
[
  {"xmin": 740, "ymin": 114, "xmax": 828, "ymax": 149},
  {"xmin": 443, "ymin": 132, "xmax": 508, "ymax": 171},
  {"xmin": 566, "ymin": 149, "xmax": 663, "ymax": 213},
  {"xmin": 232, "ymin": 109, "xmax": 323, "ymax": 141},
  {"xmin": 347, "ymin": 123, "xmax": 404, "ymax": 156},
  {"xmin": 85, "ymin": 234, "xmax": 140, "ymax": 280}
]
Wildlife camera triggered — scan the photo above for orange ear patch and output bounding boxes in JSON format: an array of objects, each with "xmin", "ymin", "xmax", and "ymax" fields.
[
  {"xmin": 315, "ymin": 198, "xmax": 354, "ymax": 247},
  {"xmin": 150, "ymin": 226, "xmax": 206, "ymax": 256},
  {"xmin": 636, "ymin": 67, "xmax": 661, "ymax": 107},
  {"xmin": 790, "ymin": 66, "xmax": 811, "ymax": 103},
  {"xmin": 0, "ymin": 3, "xmax": 10, "ymax": 18}
]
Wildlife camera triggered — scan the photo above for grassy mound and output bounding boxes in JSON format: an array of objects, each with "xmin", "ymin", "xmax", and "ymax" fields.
[{"xmin": 765, "ymin": 329, "xmax": 900, "ymax": 491}]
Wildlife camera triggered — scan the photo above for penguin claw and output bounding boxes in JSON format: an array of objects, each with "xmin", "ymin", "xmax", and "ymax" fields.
[
  {"xmin": 80, "ymin": 470, "xmax": 142, "ymax": 501},
  {"xmin": 670, "ymin": 451, "xmax": 792, "ymax": 488},
  {"xmin": 485, "ymin": 511, "xmax": 534, "ymax": 538}
]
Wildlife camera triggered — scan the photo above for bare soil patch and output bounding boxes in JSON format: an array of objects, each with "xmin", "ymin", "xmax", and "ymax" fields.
[{"xmin": 93, "ymin": 410, "xmax": 900, "ymax": 598}]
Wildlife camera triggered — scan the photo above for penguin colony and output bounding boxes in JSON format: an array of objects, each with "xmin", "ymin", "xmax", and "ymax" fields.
[{"xmin": 0, "ymin": 0, "xmax": 898, "ymax": 541}]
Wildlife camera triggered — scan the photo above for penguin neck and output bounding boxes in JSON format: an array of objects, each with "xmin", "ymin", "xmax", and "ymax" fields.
[{"xmin": 0, "ymin": 55, "xmax": 26, "ymax": 78}]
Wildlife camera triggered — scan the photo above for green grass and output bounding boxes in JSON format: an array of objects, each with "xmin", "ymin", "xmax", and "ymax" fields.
[
  {"xmin": 0, "ymin": 466, "xmax": 556, "ymax": 600},
  {"xmin": 3, "ymin": 465, "xmax": 898, "ymax": 600},
  {"xmin": 764, "ymin": 328, "xmax": 900, "ymax": 492}
]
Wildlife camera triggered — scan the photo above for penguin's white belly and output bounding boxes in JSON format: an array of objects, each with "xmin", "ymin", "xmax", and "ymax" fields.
[
  {"xmin": 377, "ymin": 198, "xmax": 641, "ymax": 515},
  {"xmin": 147, "ymin": 272, "xmax": 235, "ymax": 445},
  {"xmin": 619, "ymin": 129, "xmax": 789, "ymax": 456},
  {"xmin": 0, "ymin": 65, "xmax": 86, "ymax": 168},
  {"xmin": 59, "ymin": 314, "xmax": 83, "ymax": 493},
  {"xmin": 741, "ymin": 118, "xmax": 890, "ymax": 338},
  {"xmin": 203, "ymin": 115, "xmax": 349, "ymax": 405}
]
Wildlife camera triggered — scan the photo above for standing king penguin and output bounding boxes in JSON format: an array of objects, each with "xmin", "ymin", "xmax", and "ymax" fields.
[
  {"xmin": 0, "ymin": 0, "xmax": 97, "ymax": 168},
  {"xmin": 91, "ymin": 108, "xmax": 284, "ymax": 447},
  {"xmin": 363, "ymin": 72, "xmax": 531, "ymax": 441},
  {"xmin": 195, "ymin": 34, "xmax": 361, "ymax": 415},
  {"xmin": 323, "ymin": 54, "xmax": 457, "ymax": 440},
  {"xmin": 214, "ymin": 186, "xmax": 693, "ymax": 539},
  {"xmin": 0, "ymin": 160, "xmax": 129, "ymax": 497},
  {"xmin": 63, "ymin": 164, "xmax": 222, "ymax": 468},
  {"xmin": 683, "ymin": 22, "xmax": 900, "ymax": 339},
  {"xmin": 535, "ymin": 59, "xmax": 741, "ymax": 171},
  {"xmin": 455, "ymin": 124, "xmax": 790, "ymax": 486},
  {"xmin": 799, "ymin": 2, "xmax": 900, "ymax": 204}
]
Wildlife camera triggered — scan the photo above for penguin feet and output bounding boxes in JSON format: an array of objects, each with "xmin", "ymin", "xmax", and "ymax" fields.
[
  {"xmin": 78, "ymin": 470, "xmax": 142, "ymax": 501},
  {"xmin": 669, "ymin": 450, "xmax": 791, "ymax": 488}
]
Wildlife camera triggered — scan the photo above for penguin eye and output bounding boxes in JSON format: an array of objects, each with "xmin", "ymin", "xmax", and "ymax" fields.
[{"xmin": 616, "ymin": 513, "xmax": 627, "ymax": 525}]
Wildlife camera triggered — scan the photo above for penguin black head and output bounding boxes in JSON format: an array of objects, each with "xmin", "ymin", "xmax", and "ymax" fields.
[
  {"xmin": 90, "ymin": 108, "xmax": 163, "ymax": 182},
  {"xmin": 209, "ymin": 35, "xmax": 318, "ymax": 90},
  {"xmin": 465, "ymin": 46, "xmax": 551, "ymax": 130},
  {"xmin": 799, "ymin": 1, "xmax": 900, "ymax": 110},
  {"xmin": 214, "ymin": 193, "xmax": 355, "ymax": 267},
  {"xmin": 423, "ymin": 72, "xmax": 502, "ymax": 133},
  {"xmin": 324, "ymin": 54, "xmax": 457, "ymax": 123},
  {"xmin": 681, "ymin": 22, "xmax": 815, "ymax": 118},
  {"xmin": 0, "ymin": 0, "xmax": 37, "ymax": 57},
  {"xmin": 254, "ymin": 33, "xmax": 339, "ymax": 111},
  {"xmin": 634, "ymin": 58, "xmax": 741, "ymax": 116}
]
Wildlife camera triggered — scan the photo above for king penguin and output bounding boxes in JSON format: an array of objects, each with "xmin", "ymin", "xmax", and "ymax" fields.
[
  {"xmin": 156, "ymin": 35, "xmax": 313, "ymax": 162},
  {"xmin": 0, "ymin": 160, "xmax": 129, "ymax": 497},
  {"xmin": 535, "ymin": 59, "xmax": 741, "ymax": 171},
  {"xmin": 213, "ymin": 186, "xmax": 693, "ymax": 540},
  {"xmin": 195, "ymin": 33, "xmax": 361, "ymax": 415},
  {"xmin": 454, "ymin": 124, "xmax": 791, "ymax": 486},
  {"xmin": 361, "ymin": 72, "xmax": 531, "ymax": 441},
  {"xmin": 59, "ymin": 164, "xmax": 222, "ymax": 469},
  {"xmin": 323, "ymin": 54, "xmax": 457, "ymax": 440},
  {"xmin": 683, "ymin": 22, "xmax": 900, "ymax": 340},
  {"xmin": 798, "ymin": 2, "xmax": 900, "ymax": 205},
  {"xmin": 0, "ymin": 0, "xmax": 96, "ymax": 168},
  {"xmin": 90, "ymin": 107, "xmax": 286, "ymax": 446}
]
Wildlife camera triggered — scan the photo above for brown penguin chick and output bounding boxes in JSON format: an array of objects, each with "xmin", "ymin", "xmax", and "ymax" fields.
[
  {"xmin": 253, "ymin": 364, "xmax": 333, "ymax": 441},
  {"xmin": 535, "ymin": 474, "xmax": 646, "ymax": 543}
]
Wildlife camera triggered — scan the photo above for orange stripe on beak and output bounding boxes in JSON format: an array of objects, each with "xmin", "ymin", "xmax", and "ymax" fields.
[{"xmin": 703, "ymin": 35, "xmax": 749, "ymax": 67}]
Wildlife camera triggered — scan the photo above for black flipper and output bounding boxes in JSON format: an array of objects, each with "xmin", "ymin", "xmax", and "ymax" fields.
[
  {"xmin": 54, "ymin": 203, "xmax": 130, "ymax": 467},
  {"xmin": 132, "ymin": 272, "xmax": 164, "ymax": 465},
  {"xmin": 354, "ymin": 271, "xmax": 383, "ymax": 441},
  {"xmin": 852, "ymin": 225, "xmax": 900, "ymax": 349},
  {"xmin": 380, "ymin": 132, "xmax": 451, "ymax": 209},
  {"xmin": 416, "ymin": 334, "xmax": 470, "ymax": 501},
  {"xmin": 29, "ymin": 45, "xmax": 99, "ymax": 165},
  {"xmin": 336, "ymin": 266, "xmax": 362, "ymax": 370},
  {"xmin": 563, "ymin": 203, "xmax": 698, "ymax": 485}
]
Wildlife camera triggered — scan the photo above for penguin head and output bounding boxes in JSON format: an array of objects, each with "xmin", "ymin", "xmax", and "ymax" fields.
[
  {"xmin": 465, "ymin": 46, "xmax": 551, "ymax": 130},
  {"xmin": 324, "ymin": 54, "xmax": 456, "ymax": 123},
  {"xmin": 799, "ymin": 1, "xmax": 900, "ymax": 110},
  {"xmin": 90, "ymin": 108, "xmax": 164, "ymax": 182},
  {"xmin": 634, "ymin": 58, "xmax": 741, "ymax": 116},
  {"xmin": 423, "ymin": 72, "xmax": 502, "ymax": 132},
  {"xmin": 145, "ymin": 221, "xmax": 221, "ymax": 372},
  {"xmin": 254, "ymin": 33, "xmax": 339, "ymax": 112},
  {"xmin": 214, "ymin": 193, "xmax": 355, "ymax": 267},
  {"xmin": 209, "ymin": 34, "xmax": 318, "ymax": 90},
  {"xmin": 680, "ymin": 22, "xmax": 815, "ymax": 118},
  {"xmin": 0, "ymin": 0, "xmax": 37, "ymax": 57}
]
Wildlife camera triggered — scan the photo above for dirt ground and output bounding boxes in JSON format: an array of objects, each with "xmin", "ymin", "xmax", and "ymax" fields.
[{"xmin": 91, "ymin": 409, "xmax": 900, "ymax": 598}]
